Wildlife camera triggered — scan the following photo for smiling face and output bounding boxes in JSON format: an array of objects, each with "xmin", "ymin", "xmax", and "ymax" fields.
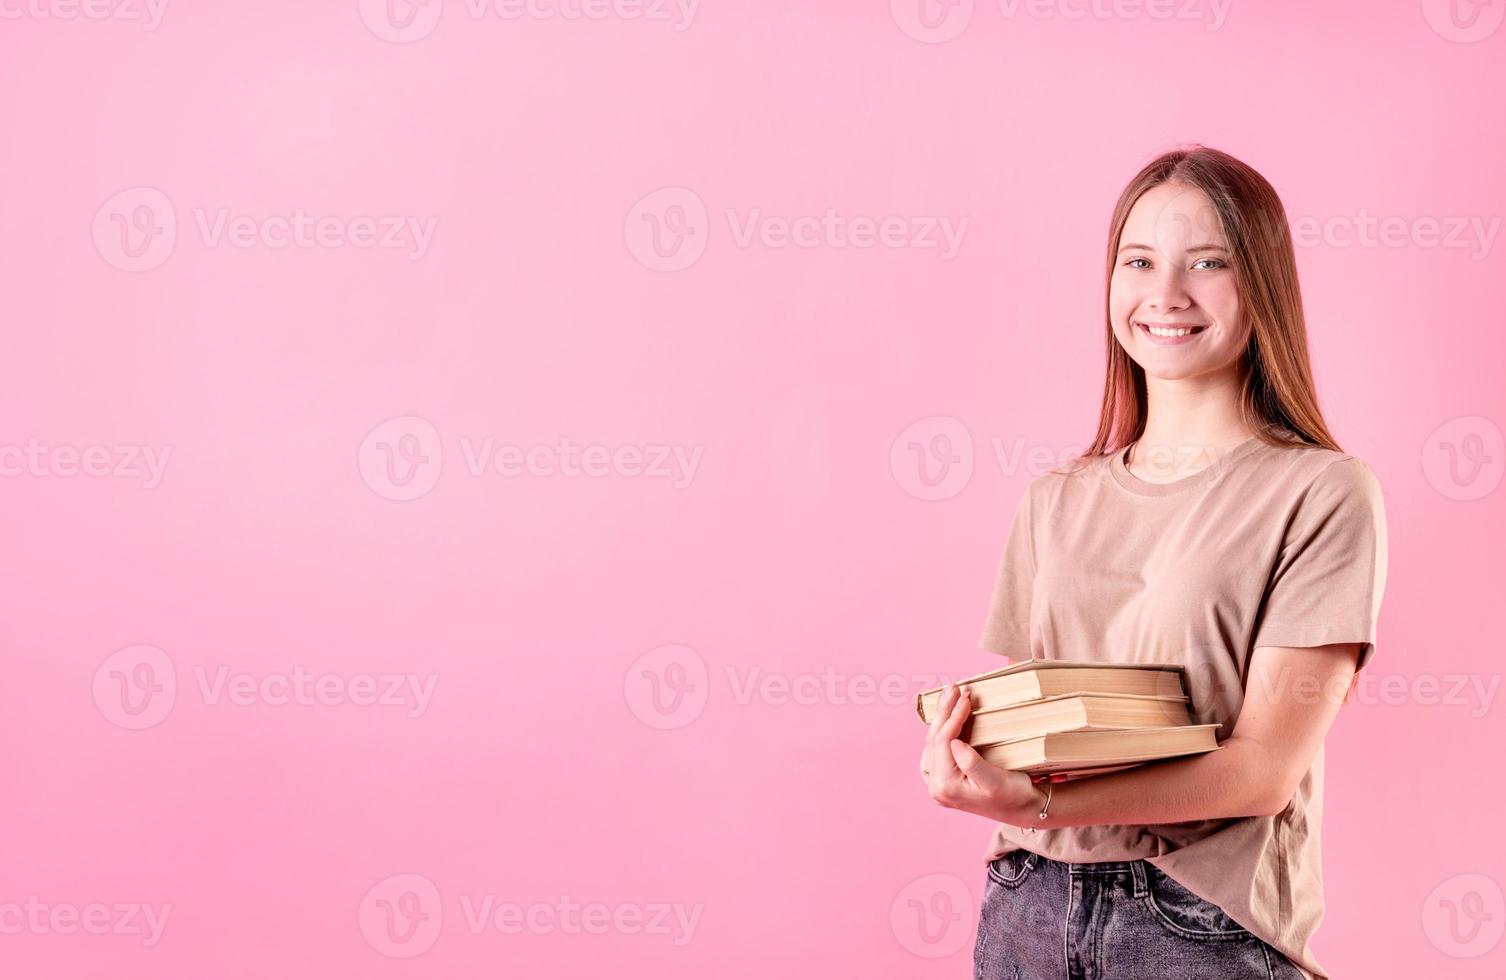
[{"xmin": 1110, "ymin": 181, "xmax": 1251, "ymax": 383}]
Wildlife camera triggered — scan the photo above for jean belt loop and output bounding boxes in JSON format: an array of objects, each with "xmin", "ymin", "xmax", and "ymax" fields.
[{"xmin": 1130, "ymin": 860, "xmax": 1149, "ymax": 898}]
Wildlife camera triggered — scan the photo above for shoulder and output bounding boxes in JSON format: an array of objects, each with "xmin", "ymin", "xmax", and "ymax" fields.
[
  {"xmin": 1305, "ymin": 456, "xmax": 1386, "ymax": 522},
  {"xmin": 1244, "ymin": 434, "xmax": 1386, "ymax": 522},
  {"xmin": 1311, "ymin": 454, "xmax": 1383, "ymax": 494},
  {"xmin": 1254, "ymin": 431, "xmax": 1384, "ymax": 496},
  {"xmin": 1032, "ymin": 447, "xmax": 1112, "ymax": 490},
  {"xmin": 1002, "ymin": 450, "xmax": 1114, "ymax": 524}
]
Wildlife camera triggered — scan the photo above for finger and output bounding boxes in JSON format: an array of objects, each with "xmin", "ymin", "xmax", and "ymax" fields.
[
  {"xmin": 948, "ymin": 738, "xmax": 993, "ymax": 784},
  {"xmin": 926, "ymin": 688, "xmax": 971, "ymax": 779},
  {"xmin": 927, "ymin": 683, "xmax": 959, "ymax": 737},
  {"xmin": 939, "ymin": 686, "xmax": 971, "ymax": 742}
]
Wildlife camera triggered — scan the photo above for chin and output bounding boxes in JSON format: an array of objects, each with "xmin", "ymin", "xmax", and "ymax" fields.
[{"xmin": 1140, "ymin": 365, "xmax": 1203, "ymax": 382}]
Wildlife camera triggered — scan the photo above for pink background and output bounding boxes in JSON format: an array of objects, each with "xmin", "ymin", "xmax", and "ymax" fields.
[{"xmin": 2, "ymin": 1, "xmax": 1504, "ymax": 976}]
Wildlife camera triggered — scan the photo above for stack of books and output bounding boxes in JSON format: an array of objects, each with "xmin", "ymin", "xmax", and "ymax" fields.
[{"xmin": 916, "ymin": 658, "xmax": 1221, "ymax": 778}]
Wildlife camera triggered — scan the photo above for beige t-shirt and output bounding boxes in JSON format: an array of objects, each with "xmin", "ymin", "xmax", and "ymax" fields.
[{"xmin": 977, "ymin": 429, "xmax": 1389, "ymax": 980}]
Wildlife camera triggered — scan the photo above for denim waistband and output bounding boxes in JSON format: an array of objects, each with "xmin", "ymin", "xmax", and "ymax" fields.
[
  {"xmin": 1066, "ymin": 860, "xmax": 1147, "ymax": 875},
  {"xmin": 999, "ymin": 851, "xmax": 1153, "ymax": 897},
  {"xmin": 1064, "ymin": 858, "xmax": 1151, "ymax": 897}
]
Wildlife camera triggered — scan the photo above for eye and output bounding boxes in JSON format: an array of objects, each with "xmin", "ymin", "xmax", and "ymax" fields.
[
  {"xmin": 1123, "ymin": 257, "xmax": 1151, "ymax": 269},
  {"xmin": 1192, "ymin": 258, "xmax": 1227, "ymax": 271}
]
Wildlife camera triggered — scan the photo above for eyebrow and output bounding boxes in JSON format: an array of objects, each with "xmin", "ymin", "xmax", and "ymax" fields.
[{"xmin": 1117, "ymin": 242, "xmax": 1230, "ymax": 255}]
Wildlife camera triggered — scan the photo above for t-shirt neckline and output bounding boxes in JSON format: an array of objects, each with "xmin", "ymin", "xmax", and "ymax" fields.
[{"xmin": 1109, "ymin": 434, "xmax": 1265, "ymax": 497}]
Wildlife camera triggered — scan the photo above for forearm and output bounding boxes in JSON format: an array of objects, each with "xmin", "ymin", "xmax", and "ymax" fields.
[{"xmin": 1002, "ymin": 735, "xmax": 1286, "ymax": 829}]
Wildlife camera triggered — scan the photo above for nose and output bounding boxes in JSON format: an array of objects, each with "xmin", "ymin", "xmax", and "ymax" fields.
[{"xmin": 1145, "ymin": 265, "xmax": 1192, "ymax": 313}]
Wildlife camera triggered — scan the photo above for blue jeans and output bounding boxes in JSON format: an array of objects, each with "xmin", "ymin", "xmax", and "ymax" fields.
[{"xmin": 974, "ymin": 849, "xmax": 1305, "ymax": 980}]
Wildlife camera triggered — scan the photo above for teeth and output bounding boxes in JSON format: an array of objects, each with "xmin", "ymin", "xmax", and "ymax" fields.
[{"xmin": 1143, "ymin": 323, "xmax": 1198, "ymax": 337}]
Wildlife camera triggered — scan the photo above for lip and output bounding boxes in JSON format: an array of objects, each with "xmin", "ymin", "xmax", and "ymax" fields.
[{"xmin": 1136, "ymin": 321, "xmax": 1208, "ymax": 346}]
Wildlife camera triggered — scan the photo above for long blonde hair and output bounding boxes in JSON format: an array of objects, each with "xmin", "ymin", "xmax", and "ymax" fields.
[{"xmin": 1081, "ymin": 146, "xmax": 1341, "ymax": 459}]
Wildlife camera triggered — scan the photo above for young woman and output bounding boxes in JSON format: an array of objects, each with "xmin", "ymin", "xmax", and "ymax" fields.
[{"xmin": 919, "ymin": 146, "xmax": 1388, "ymax": 980}]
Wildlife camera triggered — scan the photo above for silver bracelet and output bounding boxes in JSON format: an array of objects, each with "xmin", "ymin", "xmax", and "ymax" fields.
[{"xmin": 1021, "ymin": 780, "xmax": 1053, "ymax": 834}]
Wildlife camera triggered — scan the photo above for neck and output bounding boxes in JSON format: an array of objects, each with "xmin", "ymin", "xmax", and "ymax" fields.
[{"xmin": 1136, "ymin": 366, "xmax": 1254, "ymax": 452}]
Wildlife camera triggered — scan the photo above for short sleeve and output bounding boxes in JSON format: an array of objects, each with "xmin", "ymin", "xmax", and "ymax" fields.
[
  {"xmin": 977, "ymin": 483, "xmax": 1038, "ymax": 659},
  {"xmin": 1251, "ymin": 457, "xmax": 1389, "ymax": 671}
]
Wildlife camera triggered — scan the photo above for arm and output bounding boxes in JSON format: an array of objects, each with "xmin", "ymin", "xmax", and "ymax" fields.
[
  {"xmin": 926, "ymin": 643, "xmax": 1362, "ymax": 826},
  {"xmin": 1000, "ymin": 643, "xmax": 1361, "ymax": 826}
]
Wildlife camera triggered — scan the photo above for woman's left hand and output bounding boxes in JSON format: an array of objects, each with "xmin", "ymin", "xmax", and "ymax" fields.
[{"xmin": 921, "ymin": 683, "xmax": 1045, "ymax": 825}]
